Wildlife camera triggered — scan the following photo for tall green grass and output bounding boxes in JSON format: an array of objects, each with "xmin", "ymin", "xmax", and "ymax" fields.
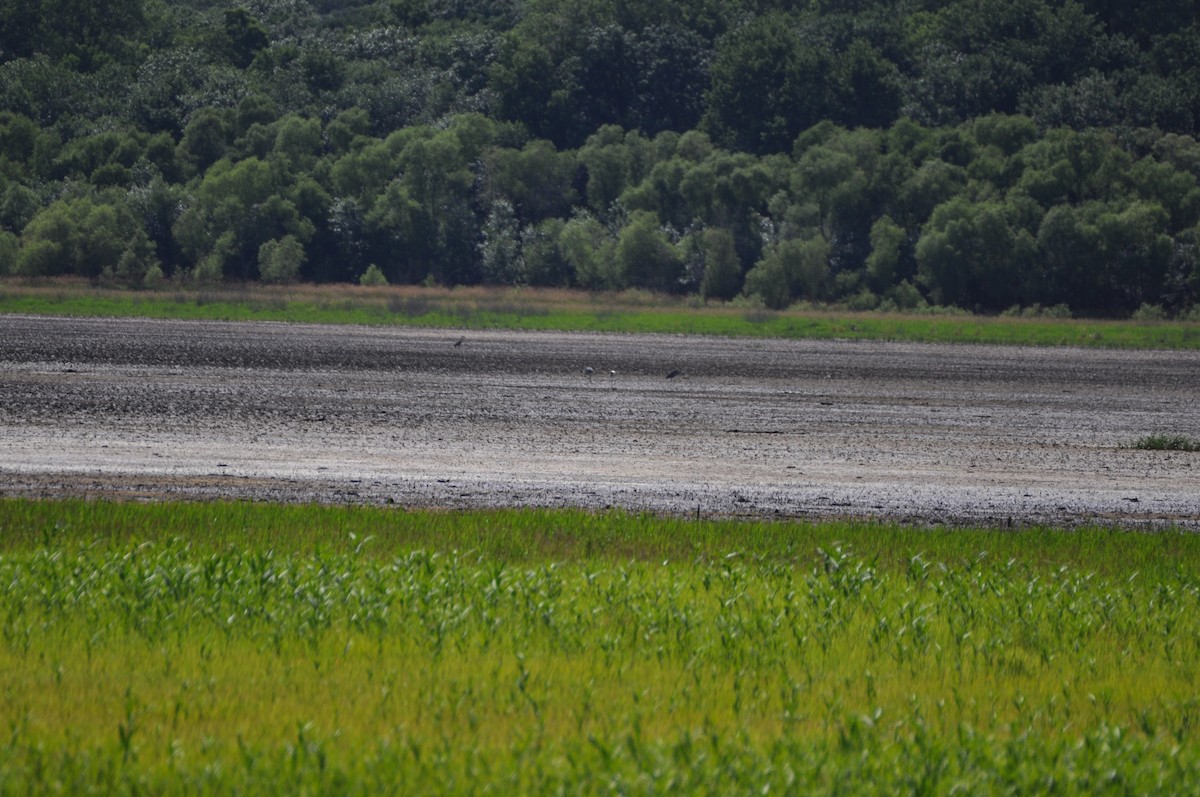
[
  {"xmin": 1, "ymin": 499, "xmax": 1198, "ymax": 793},
  {"xmin": 3, "ymin": 498, "xmax": 1197, "ymax": 577}
]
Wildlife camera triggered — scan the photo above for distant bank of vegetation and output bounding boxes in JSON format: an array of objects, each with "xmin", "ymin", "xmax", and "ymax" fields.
[
  {"xmin": 2, "ymin": 0, "xmax": 1200, "ymax": 319},
  {"xmin": 2, "ymin": 280, "xmax": 1199, "ymax": 349}
]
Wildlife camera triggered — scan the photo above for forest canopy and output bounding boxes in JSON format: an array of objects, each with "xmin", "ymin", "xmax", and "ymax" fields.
[{"xmin": 1, "ymin": 0, "xmax": 1199, "ymax": 317}]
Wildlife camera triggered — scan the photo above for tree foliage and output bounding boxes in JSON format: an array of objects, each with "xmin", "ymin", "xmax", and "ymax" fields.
[{"xmin": 0, "ymin": 0, "xmax": 1199, "ymax": 314}]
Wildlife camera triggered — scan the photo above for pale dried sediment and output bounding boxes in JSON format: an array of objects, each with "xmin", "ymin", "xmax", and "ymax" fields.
[{"xmin": 2, "ymin": 314, "xmax": 1197, "ymax": 528}]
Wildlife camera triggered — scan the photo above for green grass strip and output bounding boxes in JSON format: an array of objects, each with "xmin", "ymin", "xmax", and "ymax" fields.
[
  {"xmin": 3, "ymin": 498, "xmax": 1197, "ymax": 578},
  {"xmin": 2, "ymin": 288, "xmax": 1198, "ymax": 349}
]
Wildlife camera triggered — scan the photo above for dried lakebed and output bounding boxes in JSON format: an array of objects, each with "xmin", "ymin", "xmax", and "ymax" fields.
[{"xmin": 1, "ymin": 314, "xmax": 1198, "ymax": 528}]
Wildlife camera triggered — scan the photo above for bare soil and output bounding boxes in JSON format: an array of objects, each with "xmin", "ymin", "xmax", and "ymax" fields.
[{"xmin": 2, "ymin": 314, "xmax": 1198, "ymax": 528}]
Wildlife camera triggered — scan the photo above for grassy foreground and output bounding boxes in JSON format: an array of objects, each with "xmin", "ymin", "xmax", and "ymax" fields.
[
  {"xmin": 3, "ymin": 279, "xmax": 1199, "ymax": 348},
  {"xmin": 1, "ymin": 499, "xmax": 1199, "ymax": 794}
]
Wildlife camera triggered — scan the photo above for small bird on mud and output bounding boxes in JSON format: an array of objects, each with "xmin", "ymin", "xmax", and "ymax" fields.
[
  {"xmin": 584, "ymin": 366, "xmax": 594, "ymax": 376},
  {"xmin": 453, "ymin": 336, "xmax": 464, "ymax": 347},
  {"xmin": 666, "ymin": 369, "xmax": 680, "ymax": 379}
]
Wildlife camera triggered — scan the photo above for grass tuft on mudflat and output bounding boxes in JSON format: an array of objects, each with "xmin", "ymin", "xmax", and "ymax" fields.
[
  {"xmin": 1133, "ymin": 434, "xmax": 1200, "ymax": 452},
  {"xmin": 2, "ymin": 498, "xmax": 1199, "ymax": 793}
]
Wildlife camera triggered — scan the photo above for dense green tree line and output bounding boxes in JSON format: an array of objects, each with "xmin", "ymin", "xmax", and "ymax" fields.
[{"xmin": 1, "ymin": 0, "xmax": 1199, "ymax": 316}]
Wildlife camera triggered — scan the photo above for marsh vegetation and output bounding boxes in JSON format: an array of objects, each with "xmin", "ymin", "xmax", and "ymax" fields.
[{"xmin": 1, "ymin": 500, "xmax": 1198, "ymax": 792}]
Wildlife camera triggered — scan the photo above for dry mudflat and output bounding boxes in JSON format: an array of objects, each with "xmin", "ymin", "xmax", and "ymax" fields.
[{"xmin": 1, "ymin": 314, "xmax": 1198, "ymax": 528}]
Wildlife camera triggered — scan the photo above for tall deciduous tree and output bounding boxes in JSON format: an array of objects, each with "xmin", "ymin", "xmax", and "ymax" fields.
[
  {"xmin": 916, "ymin": 197, "xmax": 1038, "ymax": 311},
  {"xmin": 558, "ymin": 212, "xmax": 615, "ymax": 289},
  {"xmin": 16, "ymin": 193, "xmax": 157, "ymax": 282},
  {"xmin": 258, "ymin": 235, "xmax": 305, "ymax": 284},
  {"xmin": 222, "ymin": 8, "xmax": 269, "ymax": 69},
  {"xmin": 0, "ymin": 0, "xmax": 146, "ymax": 69},
  {"xmin": 698, "ymin": 226, "xmax": 743, "ymax": 301},
  {"xmin": 616, "ymin": 210, "xmax": 682, "ymax": 291},
  {"xmin": 743, "ymin": 236, "xmax": 831, "ymax": 309},
  {"xmin": 705, "ymin": 13, "xmax": 834, "ymax": 154},
  {"xmin": 479, "ymin": 199, "xmax": 524, "ymax": 285}
]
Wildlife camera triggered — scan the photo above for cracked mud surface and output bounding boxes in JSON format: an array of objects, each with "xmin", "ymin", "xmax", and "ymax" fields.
[{"xmin": 2, "ymin": 314, "xmax": 1198, "ymax": 528}]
